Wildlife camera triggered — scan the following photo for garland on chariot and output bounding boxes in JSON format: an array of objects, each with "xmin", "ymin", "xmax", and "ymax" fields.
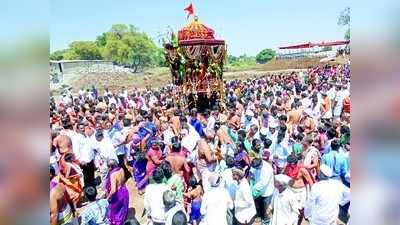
[{"xmin": 164, "ymin": 16, "xmax": 226, "ymax": 111}]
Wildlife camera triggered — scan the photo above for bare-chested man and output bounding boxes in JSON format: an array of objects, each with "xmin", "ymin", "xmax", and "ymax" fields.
[
  {"xmin": 228, "ymin": 107, "xmax": 241, "ymax": 130},
  {"xmin": 299, "ymin": 109, "xmax": 316, "ymax": 135},
  {"xmin": 166, "ymin": 137, "xmax": 191, "ymax": 182},
  {"xmin": 287, "ymin": 102, "xmax": 303, "ymax": 135},
  {"xmin": 54, "ymin": 134, "xmax": 73, "ymax": 155},
  {"xmin": 196, "ymin": 132, "xmax": 217, "ymax": 192},
  {"xmin": 170, "ymin": 109, "xmax": 182, "ymax": 136}
]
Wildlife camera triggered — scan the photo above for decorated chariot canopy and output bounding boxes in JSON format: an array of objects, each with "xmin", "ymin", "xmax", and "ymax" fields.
[
  {"xmin": 164, "ymin": 16, "xmax": 226, "ymax": 110},
  {"xmin": 178, "ymin": 16, "xmax": 226, "ymax": 62}
]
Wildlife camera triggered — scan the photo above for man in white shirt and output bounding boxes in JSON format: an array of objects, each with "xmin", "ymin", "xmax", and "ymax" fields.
[
  {"xmin": 271, "ymin": 131, "xmax": 291, "ymax": 173},
  {"xmin": 78, "ymin": 89, "xmax": 85, "ymax": 97},
  {"xmin": 241, "ymin": 109, "xmax": 259, "ymax": 132},
  {"xmin": 181, "ymin": 123, "xmax": 201, "ymax": 153},
  {"xmin": 269, "ymin": 174, "xmax": 300, "ymax": 225},
  {"xmin": 120, "ymin": 86, "xmax": 128, "ymax": 99},
  {"xmin": 232, "ymin": 168, "xmax": 256, "ymax": 225},
  {"xmin": 200, "ymin": 173, "xmax": 233, "ymax": 225},
  {"xmin": 93, "ymin": 130, "xmax": 118, "ymax": 162},
  {"xmin": 144, "ymin": 167, "xmax": 170, "ymax": 225},
  {"xmin": 93, "ymin": 130, "xmax": 118, "ymax": 183},
  {"xmin": 327, "ymin": 84, "xmax": 336, "ymax": 103},
  {"xmin": 163, "ymin": 190, "xmax": 185, "ymax": 225},
  {"xmin": 249, "ymin": 158, "xmax": 275, "ymax": 225},
  {"xmin": 206, "ymin": 109, "xmax": 217, "ymax": 131},
  {"xmin": 333, "ymin": 85, "xmax": 347, "ymax": 119},
  {"xmin": 300, "ymin": 93, "xmax": 312, "ymax": 109},
  {"xmin": 108, "ymin": 122, "xmax": 122, "ymax": 148},
  {"xmin": 304, "ymin": 164, "xmax": 350, "ymax": 225},
  {"xmin": 266, "ymin": 120, "xmax": 278, "ymax": 142},
  {"xmin": 103, "ymin": 87, "xmax": 112, "ymax": 97},
  {"xmin": 161, "ymin": 122, "xmax": 175, "ymax": 146},
  {"xmin": 79, "ymin": 128, "xmax": 96, "ymax": 188},
  {"xmin": 221, "ymin": 156, "xmax": 237, "ymax": 201},
  {"xmin": 109, "ymin": 95, "xmax": 117, "ymax": 105},
  {"xmin": 111, "ymin": 118, "xmax": 130, "ymax": 165},
  {"xmin": 60, "ymin": 122, "xmax": 84, "ymax": 160}
]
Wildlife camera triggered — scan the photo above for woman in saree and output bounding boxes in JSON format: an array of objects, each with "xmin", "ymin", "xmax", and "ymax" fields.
[
  {"xmin": 58, "ymin": 152, "xmax": 84, "ymax": 208},
  {"xmin": 105, "ymin": 159, "xmax": 129, "ymax": 225},
  {"xmin": 130, "ymin": 134, "xmax": 148, "ymax": 195}
]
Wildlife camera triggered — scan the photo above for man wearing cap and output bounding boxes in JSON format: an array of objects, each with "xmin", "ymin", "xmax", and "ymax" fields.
[
  {"xmin": 200, "ymin": 173, "xmax": 233, "ymax": 225},
  {"xmin": 266, "ymin": 120, "xmax": 279, "ymax": 143},
  {"xmin": 269, "ymin": 174, "xmax": 300, "ymax": 225},
  {"xmin": 304, "ymin": 164, "xmax": 350, "ymax": 225},
  {"xmin": 241, "ymin": 109, "xmax": 259, "ymax": 132}
]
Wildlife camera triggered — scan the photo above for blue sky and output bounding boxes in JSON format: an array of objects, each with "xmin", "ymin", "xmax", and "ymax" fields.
[{"xmin": 50, "ymin": 0, "xmax": 350, "ymax": 56}]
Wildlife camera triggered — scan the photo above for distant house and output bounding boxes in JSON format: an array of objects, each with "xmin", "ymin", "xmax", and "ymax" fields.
[{"xmin": 277, "ymin": 40, "xmax": 350, "ymax": 59}]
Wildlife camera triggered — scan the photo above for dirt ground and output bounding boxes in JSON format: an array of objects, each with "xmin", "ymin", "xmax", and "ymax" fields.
[{"xmin": 63, "ymin": 56, "xmax": 348, "ymax": 94}]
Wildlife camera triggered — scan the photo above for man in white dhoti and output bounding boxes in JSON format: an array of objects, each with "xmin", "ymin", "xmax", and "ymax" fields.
[
  {"xmin": 200, "ymin": 173, "xmax": 233, "ymax": 225},
  {"xmin": 269, "ymin": 174, "xmax": 300, "ymax": 225},
  {"xmin": 304, "ymin": 164, "xmax": 350, "ymax": 225}
]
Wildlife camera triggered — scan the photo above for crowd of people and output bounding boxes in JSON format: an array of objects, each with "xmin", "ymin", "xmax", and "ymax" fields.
[{"xmin": 49, "ymin": 63, "xmax": 351, "ymax": 225}]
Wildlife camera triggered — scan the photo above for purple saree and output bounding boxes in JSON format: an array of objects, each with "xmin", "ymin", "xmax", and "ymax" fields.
[{"xmin": 105, "ymin": 167, "xmax": 129, "ymax": 225}]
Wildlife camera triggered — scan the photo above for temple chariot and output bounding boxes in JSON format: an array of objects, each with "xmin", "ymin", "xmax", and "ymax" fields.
[{"xmin": 164, "ymin": 16, "xmax": 226, "ymax": 112}]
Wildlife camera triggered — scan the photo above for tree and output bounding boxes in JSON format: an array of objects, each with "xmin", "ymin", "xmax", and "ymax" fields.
[
  {"xmin": 338, "ymin": 7, "xmax": 350, "ymax": 26},
  {"xmin": 154, "ymin": 48, "xmax": 167, "ymax": 67},
  {"xmin": 338, "ymin": 7, "xmax": 350, "ymax": 40},
  {"xmin": 64, "ymin": 41, "xmax": 102, "ymax": 60},
  {"xmin": 50, "ymin": 49, "xmax": 67, "ymax": 60},
  {"xmin": 344, "ymin": 28, "xmax": 350, "ymax": 41},
  {"xmin": 128, "ymin": 33, "xmax": 158, "ymax": 72},
  {"xmin": 58, "ymin": 24, "xmax": 161, "ymax": 72},
  {"xmin": 62, "ymin": 49, "xmax": 79, "ymax": 60},
  {"xmin": 256, "ymin": 48, "xmax": 276, "ymax": 64},
  {"xmin": 227, "ymin": 55, "xmax": 238, "ymax": 64}
]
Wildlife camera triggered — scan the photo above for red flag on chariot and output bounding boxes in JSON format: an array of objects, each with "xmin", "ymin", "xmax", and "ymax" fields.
[{"xmin": 184, "ymin": 3, "xmax": 194, "ymax": 19}]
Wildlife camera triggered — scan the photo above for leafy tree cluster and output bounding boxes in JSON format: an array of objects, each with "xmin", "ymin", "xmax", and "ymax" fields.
[
  {"xmin": 50, "ymin": 24, "xmax": 166, "ymax": 72},
  {"xmin": 255, "ymin": 48, "xmax": 276, "ymax": 64},
  {"xmin": 338, "ymin": 7, "xmax": 350, "ymax": 40}
]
